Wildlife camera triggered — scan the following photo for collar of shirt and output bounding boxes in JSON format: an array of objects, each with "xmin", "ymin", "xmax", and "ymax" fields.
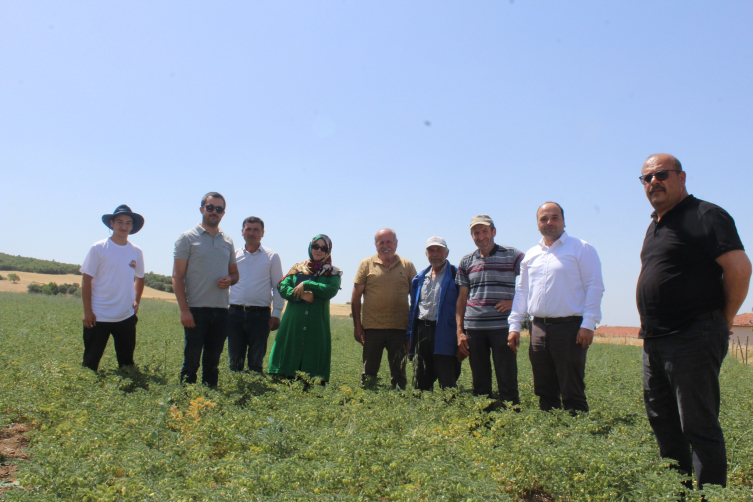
[
  {"xmin": 538, "ymin": 232, "xmax": 568, "ymax": 250},
  {"xmin": 473, "ymin": 244, "xmax": 502, "ymax": 259},
  {"xmin": 374, "ymin": 253, "xmax": 402, "ymax": 269},
  {"xmin": 196, "ymin": 223, "xmax": 225, "ymax": 237},
  {"xmin": 651, "ymin": 194, "xmax": 694, "ymax": 224}
]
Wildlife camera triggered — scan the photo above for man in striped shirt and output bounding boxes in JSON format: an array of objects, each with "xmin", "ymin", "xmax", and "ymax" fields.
[{"xmin": 456, "ymin": 214, "xmax": 524, "ymax": 405}]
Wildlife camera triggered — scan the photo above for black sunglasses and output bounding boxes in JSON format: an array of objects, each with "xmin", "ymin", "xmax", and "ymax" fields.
[
  {"xmin": 311, "ymin": 244, "xmax": 329, "ymax": 253},
  {"xmin": 639, "ymin": 169, "xmax": 681, "ymax": 185},
  {"xmin": 203, "ymin": 204, "xmax": 225, "ymax": 214}
]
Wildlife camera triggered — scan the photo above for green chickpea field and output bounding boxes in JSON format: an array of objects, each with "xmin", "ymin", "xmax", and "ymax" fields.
[{"xmin": 1, "ymin": 292, "xmax": 752, "ymax": 501}]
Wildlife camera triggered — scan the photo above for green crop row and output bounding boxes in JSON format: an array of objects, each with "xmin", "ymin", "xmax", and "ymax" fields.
[{"xmin": 1, "ymin": 292, "xmax": 752, "ymax": 501}]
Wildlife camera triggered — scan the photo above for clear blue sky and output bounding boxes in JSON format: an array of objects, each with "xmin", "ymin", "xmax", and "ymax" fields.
[{"xmin": 2, "ymin": 1, "xmax": 752, "ymax": 326}]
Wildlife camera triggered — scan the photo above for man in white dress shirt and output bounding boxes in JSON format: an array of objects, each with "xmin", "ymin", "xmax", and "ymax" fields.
[
  {"xmin": 508, "ymin": 202, "xmax": 604, "ymax": 412},
  {"xmin": 227, "ymin": 216, "xmax": 284, "ymax": 373}
]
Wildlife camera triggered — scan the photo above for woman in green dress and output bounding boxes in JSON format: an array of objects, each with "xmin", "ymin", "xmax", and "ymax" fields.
[{"xmin": 268, "ymin": 234, "xmax": 342, "ymax": 382}]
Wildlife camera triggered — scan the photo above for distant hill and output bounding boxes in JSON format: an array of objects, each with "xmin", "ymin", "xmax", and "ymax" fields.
[
  {"xmin": 0, "ymin": 252, "xmax": 172, "ymax": 289},
  {"xmin": 0, "ymin": 252, "xmax": 81, "ymax": 275}
]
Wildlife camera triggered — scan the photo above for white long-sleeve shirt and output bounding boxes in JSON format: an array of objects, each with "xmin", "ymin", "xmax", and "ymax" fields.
[
  {"xmin": 508, "ymin": 232, "xmax": 604, "ymax": 332},
  {"xmin": 228, "ymin": 245, "xmax": 284, "ymax": 317}
]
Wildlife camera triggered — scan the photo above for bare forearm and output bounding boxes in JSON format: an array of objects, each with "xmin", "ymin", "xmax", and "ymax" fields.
[
  {"xmin": 455, "ymin": 295, "xmax": 466, "ymax": 334},
  {"xmin": 172, "ymin": 276, "xmax": 190, "ymax": 312},
  {"xmin": 723, "ymin": 273, "xmax": 751, "ymax": 326},
  {"xmin": 718, "ymin": 250, "xmax": 752, "ymax": 327},
  {"xmin": 82, "ymin": 281, "xmax": 93, "ymax": 314},
  {"xmin": 134, "ymin": 277, "xmax": 145, "ymax": 303},
  {"xmin": 351, "ymin": 299, "xmax": 363, "ymax": 328}
]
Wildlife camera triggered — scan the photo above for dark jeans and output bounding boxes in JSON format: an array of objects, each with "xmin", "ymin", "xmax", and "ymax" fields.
[
  {"xmin": 413, "ymin": 321, "xmax": 461, "ymax": 391},
  {"xmin": 227, "ymin": 306, "xmax": 271, "ymax": 372},
  {"xmin": 529, "ymin": 317, "xmax": 588, "ymax": 412},
  {"xmin": 82, "ymin": 315, "xmax": 137, "ymax": 371},
  {"xmin": 362, "ymin": 329, "xmax": 407, "ymax": 389},
  {"xmin": 180, "ymin": 307, "xmax": 228, "ymax": 388},
  {"xmin": 642, "ymin": 310, "xmax": 729, "ymax": 489},
  {"xmin": 466, "ymin": 328, "xmax": 519, "ymax": 404}
]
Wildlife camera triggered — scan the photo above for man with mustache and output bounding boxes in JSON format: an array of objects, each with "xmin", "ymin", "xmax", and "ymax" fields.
[
  {"xmin": 407, "ymin": 237, "xmax": 462, "ymax": 390},
  {"xmin": 227, "ymin": 216, "xmax": 284, "ymax": 374},
  {"xmin": 637, "ymin": 153, "xmax": 751, "ymax": 489},
  {"xmin": 173, "ymin": 192, "xmax": 239, "ymax": 388},
  {"xmin": 456, "ymin": 215, "xmax": 524, "ymax": 406},
  {"xmin": 352, "ymin": 228, "xmax": 417, "ymax": 389},
  {"xmin": 507, "ymin": 202, "xmax": 604, "ymax": 413}
]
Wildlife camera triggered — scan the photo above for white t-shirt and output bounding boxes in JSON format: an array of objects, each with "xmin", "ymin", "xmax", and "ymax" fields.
[{"xmin": 81, "ymin": 238, "xmax": 145, "ymax": 322}]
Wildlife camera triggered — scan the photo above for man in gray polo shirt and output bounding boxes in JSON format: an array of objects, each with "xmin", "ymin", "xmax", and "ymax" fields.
[{"xmin": 173, "ymin": 192, "xmax": 239, "ymax": 388}]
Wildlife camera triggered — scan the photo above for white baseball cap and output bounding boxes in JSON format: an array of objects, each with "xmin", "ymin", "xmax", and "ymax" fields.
[{"xmin": 425, "ymin": 236, "xmax": 448, "ymax": 249}]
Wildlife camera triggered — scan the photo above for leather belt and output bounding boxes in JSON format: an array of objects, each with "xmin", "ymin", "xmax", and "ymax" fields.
[
  {"xmin": 417, "ymin": 319, "xmax": 437, "ymax": 326},
  {"xmin": 230, "ymin": 305, "xmax": 270, "ymax": 312},
  {"xmin": 533, "ymin": 315, "xmax": 582, "ymax": 326}
]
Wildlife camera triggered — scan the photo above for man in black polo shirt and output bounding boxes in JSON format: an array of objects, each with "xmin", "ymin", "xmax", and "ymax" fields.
[{"xmin": 637, "ymin": 153, "xmax": 751, "ymax": 489}]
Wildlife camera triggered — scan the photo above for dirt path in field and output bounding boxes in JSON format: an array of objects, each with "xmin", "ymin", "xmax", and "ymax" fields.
[{"xmin": 0, "ymin": 423, "xmax": 29, "ymax": 494}]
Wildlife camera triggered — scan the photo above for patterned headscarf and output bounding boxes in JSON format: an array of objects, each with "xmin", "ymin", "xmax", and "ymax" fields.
[{"xmin": 280, "ymin": 234, "xmax": 343, "ymax": 283}]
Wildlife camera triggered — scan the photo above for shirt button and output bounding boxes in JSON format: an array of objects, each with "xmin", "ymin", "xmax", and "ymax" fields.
[
  {"xmin": 305, "ymin": 311, "xmax": 309, "ymax": 315},
  {"xmin": 303, "ymin": 327, "xmax": 307, "ymax": 331}
]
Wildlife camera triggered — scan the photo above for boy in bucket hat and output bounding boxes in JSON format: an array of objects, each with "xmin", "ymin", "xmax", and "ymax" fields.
[{"xmin": 80, "ymin": 205, "xmax": 145, "ymax": 371}]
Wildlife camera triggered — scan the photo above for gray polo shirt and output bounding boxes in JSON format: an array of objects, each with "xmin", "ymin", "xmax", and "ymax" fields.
[{"xmin": 174, "ymin": 224, "xmax": 237, "ymax": 308}]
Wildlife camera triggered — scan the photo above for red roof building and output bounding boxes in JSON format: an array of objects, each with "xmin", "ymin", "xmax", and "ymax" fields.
[{"xmin": 733, "ymin": 313, "xmax": 753, "ymax": 327}]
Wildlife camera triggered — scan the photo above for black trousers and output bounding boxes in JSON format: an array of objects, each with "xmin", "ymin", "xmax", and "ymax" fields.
[
  {"xmin": 227, "ymin": 306, "xmax": 271, "ymax": 373},
  {"xmin": 642, "ymin": 311, "xmax": 729, "ymax": 489},
  {"xmin": 413, "ymin": 321, "xmax": 461, "ymax": 391},
  {"xmin": 466, "ymin": 328, "xmax": 519, "ymax": 404},
  {"xmin": 362, "ymin": 329, "xmax": 407, "ymax": 389},
  {"xmin": 82, "ymin": 315, "xmax": 137, "ymax": 371},
  {"xmin": 529, "ymin": 317, "xmax": 588, "ymax": 412},
  {"xmin": 180, "ymin": 307, "xmax": 228, "ymax": 388}
]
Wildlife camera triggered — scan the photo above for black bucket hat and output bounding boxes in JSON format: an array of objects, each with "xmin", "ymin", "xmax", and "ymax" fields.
[{"xmin": 101, "ymin": 205, "xmax": 145, "ymax": 234}]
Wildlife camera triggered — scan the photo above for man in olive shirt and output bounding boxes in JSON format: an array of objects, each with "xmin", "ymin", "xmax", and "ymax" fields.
[
  {"xmin": 352, "ymin": 228, "xmax": 417, "ymax": 389},
  {"xmin": 173, "ymin": 192, "xmax": 239, "ymax": 388}
]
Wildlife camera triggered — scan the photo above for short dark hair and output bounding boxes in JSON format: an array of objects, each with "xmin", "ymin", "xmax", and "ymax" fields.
[
  {"xmin": 242, "ymin": 216, "xmax": 264, "ymax": 230},
  {"xmin": 537, "ymin": 201, "xmax": 565, "ymax": 223},
  {"xmin": 201, "ymin": 192, "xmax": 226, "ymax": 207}
]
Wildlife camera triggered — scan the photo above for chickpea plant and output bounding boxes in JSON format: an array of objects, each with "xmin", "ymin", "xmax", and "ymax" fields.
[{"xmin": 1, "ymin": 292, "xmax": 752, "ymax": 500}]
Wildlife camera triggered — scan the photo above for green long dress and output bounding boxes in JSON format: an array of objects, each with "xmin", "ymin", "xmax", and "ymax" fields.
[{"xmin": 268, "ymin": 273, "xmax": 341, "ymax": 381}]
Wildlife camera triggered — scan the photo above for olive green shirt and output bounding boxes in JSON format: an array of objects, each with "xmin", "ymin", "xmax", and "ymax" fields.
[{"xmin": 354, "ymin": 254, "xmax": 417, "ymax": 330}]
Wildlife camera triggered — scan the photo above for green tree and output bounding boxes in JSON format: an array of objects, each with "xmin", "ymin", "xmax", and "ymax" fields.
[
  {"xmin": 27, "ymin": 283, "xmax": 43, "ymax": 294},
  {"xmin": 7, "ymin": 273, "xmax": 20, "ymax": 284},
  {"xmin": 41, "ymin": 282, "xmax": 59, "ymax": 295}
]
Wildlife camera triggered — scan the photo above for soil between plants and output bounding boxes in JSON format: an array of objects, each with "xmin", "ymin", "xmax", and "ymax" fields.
[{"xmin": 0, "ymin": 423, "xmax": 30, "ymax": 493}]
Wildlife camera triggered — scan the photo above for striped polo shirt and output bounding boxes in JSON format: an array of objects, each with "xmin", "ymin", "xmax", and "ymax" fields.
[{"xmin": 456, "ymin": 244, "xmax": 524, "ymax": 330}]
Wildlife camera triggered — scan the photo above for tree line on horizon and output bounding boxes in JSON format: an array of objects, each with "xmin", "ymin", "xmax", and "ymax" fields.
[
  {"xmin": 0, "ymin": 252, "xmax": 81, "ymax": 275},
  {"xmin": 0, "ymin": 252, "xmax": 173, "ymax": 291}
]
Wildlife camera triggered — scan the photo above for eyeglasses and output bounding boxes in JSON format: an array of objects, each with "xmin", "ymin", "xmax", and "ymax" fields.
[
  {"xmin": 203, "ymin": 204, "xmax": 225, "ymax": 214},
  {"xmin": 311, "ymin": 244, "xmax": 329, "ymax": 253},
  {"xmin": 639, "ymin": 170, "xmax": 681, "ymax": 185}
]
